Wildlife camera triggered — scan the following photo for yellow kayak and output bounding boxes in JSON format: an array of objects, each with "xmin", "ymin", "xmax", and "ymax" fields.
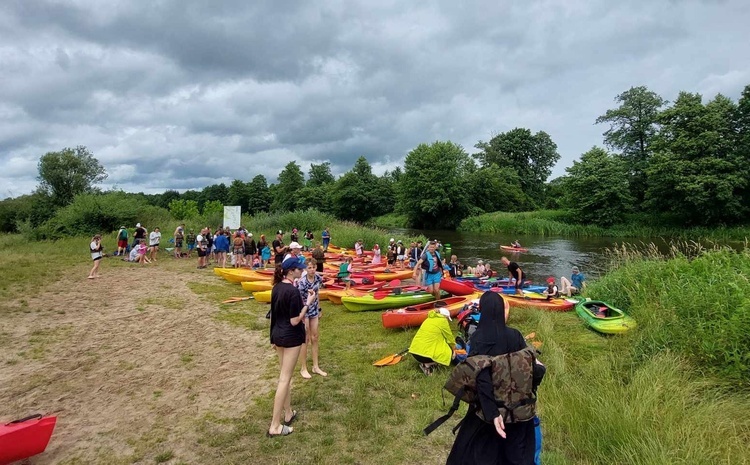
[
  {"xmin": 241, "ymin": 281, "xmax": 273, "ymax": 292},
  {"xmin": 215, "ymin": 268, "xmax": 273, "ymax": 283},
  {"xmin": 254, "ymin": 290, "xmax": 272, "ymax": 303}
]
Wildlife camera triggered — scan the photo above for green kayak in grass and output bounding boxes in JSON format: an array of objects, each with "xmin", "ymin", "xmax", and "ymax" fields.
[
  {"xmin": 341, "ymin": 291, "xmax": 436, "ymax": 312},
  {"xmin": 575, "ymin": 300, "xmax": 637, "ymax": 334}
]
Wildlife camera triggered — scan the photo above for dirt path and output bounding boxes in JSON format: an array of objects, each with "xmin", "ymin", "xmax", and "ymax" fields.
[{"xmin": 0, "ymin": 263, "xmax": 271, "ymax": 464}]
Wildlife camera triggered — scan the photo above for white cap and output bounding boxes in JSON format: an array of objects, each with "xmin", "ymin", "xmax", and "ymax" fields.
[
  {"xmin": 248, "ymin": 233, "xmax": 253, "ymax": 237},
  {"xmin": 438, "ymin": 307, "xmax": 452, "ymax": 321},
  {"xmin": 390, "ymin": 238, "xmax": 395, "ymax": 242},
  {"xmin": 289, "ymin": 241, "xmax": 302, "ymax": 249},
  {"xmin": 136, "ymin": 223, "xmax": 141, "ymax": 227}
]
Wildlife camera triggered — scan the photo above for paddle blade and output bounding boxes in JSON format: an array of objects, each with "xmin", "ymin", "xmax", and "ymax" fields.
[
  {"xmin": 373, "ymin": 290, "xmax": 392, "ymax": 300},
  {"xmin": 373, "ymin": 354, "xmax": 395, "ymax": 366},
  {"xmin": 387, "ymin": 279, "xmax": 401, "ymax": 288},
  {"xmin": 385, "ymin": 354, "xmax": 403, "ymax": 366},
  {"xmin": 222, "ymin": 296, "xmax": 253, "ymax": 303}
]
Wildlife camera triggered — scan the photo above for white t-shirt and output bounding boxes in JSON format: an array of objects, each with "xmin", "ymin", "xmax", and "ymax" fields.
[
  {"xmin": 149, "ymin": 231, "xmax": 161, "ymax": 246},
  {"xmin": 196, "ymin": 234, "xmax": 205, "ymax": 249},
  {"xmin": 90, "ymin": 241, "xmax": 102, "ymax": 260},
  {"xmin": 128, "ymin": 247, "xmax": 139, "ymax": 262},
  {"xmin": 355, "ymin": 242, "xmax": 363, "ymax": 255}
]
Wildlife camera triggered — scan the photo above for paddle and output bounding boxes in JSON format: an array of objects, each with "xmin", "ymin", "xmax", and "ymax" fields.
[
  {"xmin": 222, "ymin": 296, "xmax": 255, "ymax": 303},
  {"xmin": 373, "ymin": 348, "xmax": 409, "ymax": 367}
]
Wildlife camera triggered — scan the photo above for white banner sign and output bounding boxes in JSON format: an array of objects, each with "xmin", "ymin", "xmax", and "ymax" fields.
[{"xmin": 223, "ymin": 206, "xmax": 241, "ymax": 229}]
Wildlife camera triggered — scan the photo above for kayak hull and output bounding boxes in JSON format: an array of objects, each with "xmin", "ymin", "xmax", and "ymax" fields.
[
  {"xmin": 439, "ymin": 278, "xmax": 477, "ymax": 296},
  {"xmin": 0, "ymin": 415, "xmax": 57, "ymax": 465},
  {"xmin": 342, "ymin": 292, "xmax": 435, "ymax": 312},
  {"xmin": 382, "ymin": 294, "xmax": 479, "ymax": 328},
  {"xmin": 503, "ymin": 295, "xmax": 575, "ymax": 311},
  {"xmin": 500, "ymin": 245, "xmax": 529, "ymax": 252},
  {"xmin": 575, "ymin": 300, "xmax": 637, "ymax": 334}
]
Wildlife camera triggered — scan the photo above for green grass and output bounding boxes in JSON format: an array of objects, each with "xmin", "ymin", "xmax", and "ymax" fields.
[
  {"xmin": 459, "ymin": 210, "xmax": 750, "ymax": 241},
  {"xmin": 3, "ymin": 232, "xmax": 750, "ymax": 464}
]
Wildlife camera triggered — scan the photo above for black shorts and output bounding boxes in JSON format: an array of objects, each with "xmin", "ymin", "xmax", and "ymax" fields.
[
  {"xmin": 198, "ymin": 249, "xmax": 207, "ymax": 257},
  {"xmin": 412, "ymin": 354, "xmax": 434, "ymax": 364},
  {"xmin": 92, "ymin": 256, "xmax": 102, "ymax": 262},
  {"xmin": 175, "ymin": 240, "xmax": 183, "ymax": 248},
  {"xmin": 316, "ymin": 263, "xmax": 324, "ymax": 273}
]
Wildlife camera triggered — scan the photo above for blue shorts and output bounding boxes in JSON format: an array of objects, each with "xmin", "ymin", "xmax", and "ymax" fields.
[
  {"xmin": 188, "ymin": 244, "xmax": 195, "ymax": 250},
  {"xmin": 424, "ymin": 272, "xmax": 442, "ymax": 286}
]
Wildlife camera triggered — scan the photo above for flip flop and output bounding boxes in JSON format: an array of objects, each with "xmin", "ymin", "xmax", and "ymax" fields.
[
  {"xmin": 283, "ymin": 410, "xmax": 298, "ymax": 426},
  {"xmin": 266, "ymin": 424, "xmax": 293, "ymax": 437}
]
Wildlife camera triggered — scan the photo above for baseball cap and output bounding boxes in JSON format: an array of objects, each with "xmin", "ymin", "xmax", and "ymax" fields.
[
  {"xmin": 438, "ymin": 307, "xmax": 452, "ymax": 321},
  {"xmin": 277, "ymin": 230, "xmax": 283, "ymax": 235},
  {"xmin": 289, "ymin": 241, "xmax": 301, "ymax": 249},
  {"xmin": 281, "ymin": 257, "xmax": 306, "ymax": 271},
  {"xmin": 572, "ymin": 266, "xmax": 580, "ymax": 273},
  {"xmin": 547, "ymin": 277, "xmax": 555, "ymax": 284},
  {"xmin": 136, "ymin": 223, "xmax": 141, "ymax": 227},
  {"xmin": 248, "ymin": 233, "xmax": 253, "ymax": 237},
  {"xmin": 120, "ymin": 225, "xmax": 126, "ymax": 229},
  {"xmin": 390, "ymin": 238, "xmax": 395, "ymax": 242}
]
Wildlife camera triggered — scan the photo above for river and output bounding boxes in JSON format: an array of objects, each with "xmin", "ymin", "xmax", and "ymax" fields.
[{"xmin": 387, "ymin": 229, "xmax": 625, "ymax": 284}]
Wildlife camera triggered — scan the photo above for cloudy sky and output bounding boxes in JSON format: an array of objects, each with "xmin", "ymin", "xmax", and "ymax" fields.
[{"xmin": 1, "ymin": 0, "xmax": 749, "ymax": 198}]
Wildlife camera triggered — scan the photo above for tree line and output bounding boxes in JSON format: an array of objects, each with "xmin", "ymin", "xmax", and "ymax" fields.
[{"xmin": 1, "ymin": 83, "xmax": 749, "ymax": 235}]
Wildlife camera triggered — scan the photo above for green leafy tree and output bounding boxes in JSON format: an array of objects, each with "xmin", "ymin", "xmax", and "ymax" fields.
[
  {"xmin": 474, "ymin": 128, "xmax": 560, "ymax": 205},
  {"xmin": 466, "ymin": 164, "xmax": 529, "ymax": 214},
  {"xmin": 645, "ymin": 92, "xmax": 746, "ymax": 225},
  {"xmin": 154, "ymin": 190, "xmax": 181, "ymax": 209},
  {"xmin": 202, "ymin": 200, "xmax": 224, "ymax": 217},
  {"xmin": 397, "ymin": 141, "xmax": 473, "ymax": 228},
  {"xmin": 596, "ymin": 86, "xmax": 666, "ymax": 204},
  {"xmin": 562, "ymin": 147, "xmax": 633, "ymax": 226},
  {"xmin": 297, "ymin": 184, "xmax": 334, "ymax": 213},
  {"xmin": 331, "ymin": 156, "xmax": 379, "ymax": 222},
  {"xmin": 199, "ymin": 183, "xmax": 228, "ymax": 209},
  {"xmin": 271, "ymin": 162, "xmax": 305, "ymax": 212},
  {"xmin": 247, "ymin": 175, "xmax": 271, "ymax": 214},
  {"xmin": 169, "ymin": 199, "xmax": 200, "ymax": 220},
  {"xmin": 227, "ymin": 179, "xmax": 251, "ymax": 211},
  {"xmin": 543, "ymin": 177, "xmax": 568, "ymax": 210},
  {"xmin": 736, "ymin": 85, "xmax": 750, "ymax": 207},
  {"xmin": 37, "ymin": 146, "xmax": 107, "ymax": 206},
  {"xmin": 307, "ymin": 162, "xmax": 335, "ymax": 187}
]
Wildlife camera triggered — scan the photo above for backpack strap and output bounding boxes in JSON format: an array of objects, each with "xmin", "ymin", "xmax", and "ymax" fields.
[{"xmin": 424, "ymin": 387, "xmax": 464, "ymax": 436}]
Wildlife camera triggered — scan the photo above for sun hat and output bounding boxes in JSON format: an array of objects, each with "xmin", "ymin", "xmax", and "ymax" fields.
[
  {"xmin": 289, "ymin": 241, "xmax": 302, "ymax": 249},
  {"xmin": 547, "ymin": 277, "xmax": 555, "ymax": 284},
  {"xmin": 438, "ymin": 307, "xmax": 452, "ymax": 321},
  {"xmin": 281, "ymin": 257, "xmax": 306, "ymax": 271},
  {"xmin": 572, "ymin": 266, "xmax": 580, "ymax": 273}
]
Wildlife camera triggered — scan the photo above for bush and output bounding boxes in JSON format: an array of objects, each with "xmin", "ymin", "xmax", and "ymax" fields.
[
  {"xmin": 39, "ymin": 192, "xmax": 170, "ymax": 239},
  {"xmin": 589, "ymin": 243, "xmax": 750, "ymax": 383}
]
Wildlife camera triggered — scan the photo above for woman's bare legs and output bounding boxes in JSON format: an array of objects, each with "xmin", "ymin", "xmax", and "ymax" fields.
[
  {"xmin": 298, "ymin": 319, "xmax": 311, "ymax": 379},
  {"xmin": 269, "ymin": 344, "xmax": 301, "ymax": 435}
]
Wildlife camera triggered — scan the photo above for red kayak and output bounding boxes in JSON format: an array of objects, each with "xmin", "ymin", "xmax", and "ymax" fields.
[
  {"xmin": 381, "ymin": 296, "xmax": 476, "ymax": 329},
  {"xmin": 500, "ymin": 245, "xmax": 529, "ymax": 253},
  {"xmin": 439, "ymin": 278, "xmax": 477, "ymax": 296},
  {"xmin": 0, "ymin": 415, "xmax": 57, "ymax": 465}
]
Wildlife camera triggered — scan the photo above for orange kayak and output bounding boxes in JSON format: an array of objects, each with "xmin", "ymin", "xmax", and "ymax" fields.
[
  {"xmin": 503, "ymin": 294, "xmax": 575, "ymax": 311},
  {"xmin": 381, "ymin": 295, "xmax": 478, "ymax": 329}
]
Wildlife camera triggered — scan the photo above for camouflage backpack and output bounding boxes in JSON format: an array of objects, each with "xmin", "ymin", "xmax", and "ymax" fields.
[{"xmin": 424, "ymin": 345, "xmax": 538, "ymax": 435}]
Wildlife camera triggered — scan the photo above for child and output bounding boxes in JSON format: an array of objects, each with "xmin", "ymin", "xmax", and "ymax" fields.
[
  {"xmin": 137, "ymin": 242, "xmax": 150, "ymax": 264},
  {"xmin": 542, "ymin": 277, "xmax": 559, "ymax": 300},
  {"xmin": 371, "ymin": 244, "xmax": 381, "ymax": 265},
  {"xmin": 297, "ymin": 259, "xmax": 327, "ymax": 379},
  {"xmin": 252, "ymin": 256, "xmax": 261, "ymax": 269},
  {"xmin": 261, "ymin": 243, "xmax": 272, "ymax": 267},
  {"xmin": 337, "ymin": 256, "xmax": 354, "ymax": 289}
]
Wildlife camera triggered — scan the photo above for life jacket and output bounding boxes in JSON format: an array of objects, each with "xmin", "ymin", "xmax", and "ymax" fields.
[
  {"xmin": 424, "ymin": 345, "xmax": 539, "ymax": 435},
  {"xmin": 337, "ymin": 263, "xmax": 350, "ymax": 279},
  {"xmin": 456, "ymin": 303, "xmax": 480, "ymax": 340},
  {"xmin": 421, "ymin": 251, "xmax": 443, "ymax": 273}
]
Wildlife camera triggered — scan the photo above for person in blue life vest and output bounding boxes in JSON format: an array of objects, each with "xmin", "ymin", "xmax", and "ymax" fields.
[
  {"xmin": 414, "ymin": 241, "xmax": 444, "ymax": 300},
  {"xmin": 321, "ymin": 228, "xmax": 331, "ymax": 251},
  {"xmin": 560, "ymin": 266, "xmax": 586, "ymax": 297}
]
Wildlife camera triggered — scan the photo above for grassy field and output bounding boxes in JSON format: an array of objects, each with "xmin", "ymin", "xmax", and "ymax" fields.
[{"xmin": 1, "ymin": 234, "xmax": 749, "ymax": 464}]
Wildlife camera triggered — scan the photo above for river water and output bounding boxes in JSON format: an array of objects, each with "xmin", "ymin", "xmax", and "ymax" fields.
[{"xmin": 388, "ymin": 229, "xmax": 625, "ymax": 284}]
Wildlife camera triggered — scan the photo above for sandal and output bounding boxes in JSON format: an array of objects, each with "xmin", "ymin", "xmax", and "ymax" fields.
[
  {"xmin": 283, "ymin": 410, "xmax": 298, "ymax": 426},
  {"xmin": 266, "ymin": 424, "xmax": 293, "ymax": 437}
]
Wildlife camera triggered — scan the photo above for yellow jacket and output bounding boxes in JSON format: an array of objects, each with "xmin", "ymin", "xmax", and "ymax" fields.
[{"xmin": 409, "ymin": 310, "xmax": 453, "ymax": 366}]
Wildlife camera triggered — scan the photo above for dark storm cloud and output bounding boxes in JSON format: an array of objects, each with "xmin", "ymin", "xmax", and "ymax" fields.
[{"xmin": 1, "ymin": 0, "xmax": 749, "ymax": 197}]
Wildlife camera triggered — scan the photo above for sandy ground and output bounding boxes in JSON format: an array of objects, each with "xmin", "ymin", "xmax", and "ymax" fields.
[{"xmin": 0, "ymin": 261, "xmax": 271, "ymax": 464}]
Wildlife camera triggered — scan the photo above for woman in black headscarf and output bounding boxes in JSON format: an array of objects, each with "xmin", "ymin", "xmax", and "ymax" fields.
[{"xmin": 446, "ymin": 291, "xmax": 545, "ymax": 465}]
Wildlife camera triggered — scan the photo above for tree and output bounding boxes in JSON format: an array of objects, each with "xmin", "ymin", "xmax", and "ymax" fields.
[
  {"xmin": 397, "ymin": 141, "xmax": 473, "ymax": 229},
  {"xmin": 227, "ymin": 179, "xmax": 251, "ymax": 211},
  {"xmin": 331, "ymin": 156, "xmax": 379, "ymax": 222},
  {"xmin": 474, "ymin": 128, "xmax": 560, "ymax": 205},
  {"xmin": 307, "ymin": 162, "xmax": 335, "ymax": 187},
  {"xmin": 154, "ymin": 190, "xmax": 181, "ymax": 209},
  {"xmin": 37, "ymin": 146, "xmax": 107, "ymax": 206},
  {"xmin": 736, "ymin": 85, "xmax": 750, "ymax": 208},
  {"xmin": 169, "ymin": 199, "xmax": 200, "ymax": 220},
  {"xmin": 645, "ymin": 92, "xmax": 746, "ymax": 225},
  {"xmin": 596, "ymin": 86, "xmax": 666, "ymax": 204},
  {"xmin": 247, "ymin": 175, "xmax": 271, "ymax": 214},
  {"xmin": 465, "ymin": 164, "xmax": 529, "ymax": 214},
  {"xmin": 199, "ymin": 183, "xmax": 228, "ymax": 208},
  {"xmin": 562, "ymin": 147, "xmax": 633, "ymax": 227},
  {"xmin": 271, "ymin": 162, "xmax": 305, "ymax": 212}
]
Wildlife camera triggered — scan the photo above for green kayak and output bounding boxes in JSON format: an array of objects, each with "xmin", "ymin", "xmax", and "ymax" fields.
[
  {"xmin": 341, "ymin": 292, "xmax": 436, "ymax": 312},
  {"xmin": 575, "ymin": 300, "xmax": 637, "ymax": 334}
]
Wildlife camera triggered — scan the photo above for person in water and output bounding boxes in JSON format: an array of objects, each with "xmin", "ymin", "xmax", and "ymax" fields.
[
  {"xmin": 500, "ymin": 257, "xmax": 526, "ymax": 295},
  {"xmin": 446, "ymin": 291, "xmax": 546, "ymax": 465},
  {"xmin": 512, "ymin": 240, "xmax": 522, "ymax": 248}
]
